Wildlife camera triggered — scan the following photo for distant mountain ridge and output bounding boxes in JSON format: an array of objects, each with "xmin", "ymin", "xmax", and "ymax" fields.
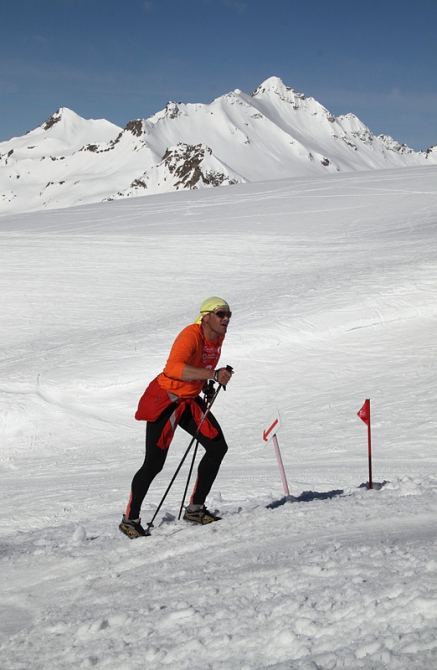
[{"xmin": 1, "ymin": 76, "xmax": 436, "ymax": 216}]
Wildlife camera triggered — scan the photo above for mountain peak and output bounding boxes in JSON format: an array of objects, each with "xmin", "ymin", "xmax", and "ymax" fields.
[
  {"xmin": 258, "ymin": 75, "xmax": 287, "ymax": 88},
  {"xmin": 41, "ymin": 107, "xmax": 84, "ymax": 132},
  {"xmin": 252, "ymin": 76, "xmax": 302, "ymax": 98}
]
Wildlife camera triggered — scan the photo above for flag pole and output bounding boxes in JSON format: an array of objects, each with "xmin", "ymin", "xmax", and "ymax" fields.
[
  {"xmin": 357, "ymin": 398, "xmax": 373, "ymax": 490},
  {"xmin": 367, "ymin": 399, "xmax": 373, "ymax": 489}
]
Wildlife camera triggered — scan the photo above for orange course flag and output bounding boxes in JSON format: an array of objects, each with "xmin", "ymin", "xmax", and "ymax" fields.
[{"xmin": 357, "ymin": 399, "xmax": 370, "ymax": 425}]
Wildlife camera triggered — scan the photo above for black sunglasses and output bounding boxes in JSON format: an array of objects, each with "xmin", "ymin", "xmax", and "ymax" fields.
[{"xmin": 209, "ymin": 310, "xmax": 232, "ymax": 319}]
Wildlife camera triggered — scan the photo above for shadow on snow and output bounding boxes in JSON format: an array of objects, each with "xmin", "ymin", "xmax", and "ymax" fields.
[{"xmin": 267, "ymin": 481, "xmax": 388, "ymax": 509}]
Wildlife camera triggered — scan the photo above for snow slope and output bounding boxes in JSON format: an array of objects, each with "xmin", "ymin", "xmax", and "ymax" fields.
[
  {"xmin": 1, "ymin": 166, "xmax": 437, "ymax": 669},
  {"xmin": 1, "ymin": 77, "xmax": 436, "ymax": 217}
]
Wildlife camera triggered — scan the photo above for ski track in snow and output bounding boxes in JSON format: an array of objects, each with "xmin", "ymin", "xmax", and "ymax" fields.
[{"xmin": 1, "ymin": 167, "xmax": 437, "ymax": 669}]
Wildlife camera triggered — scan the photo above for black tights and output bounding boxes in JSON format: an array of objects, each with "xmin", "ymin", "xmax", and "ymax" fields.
[{"xmin": 127, "ymin": 398, "xmax": 228, "ymax": 519}]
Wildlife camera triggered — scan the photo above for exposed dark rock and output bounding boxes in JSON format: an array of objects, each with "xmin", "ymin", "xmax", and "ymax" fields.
[
  {"xmin": 43, "ymin": 111, "xmax": 62, "ymax": 131},
  {"xmin": 165, "ymin": 102, "xmax": 180, "ymax": 119},
  {"xmin": 160, "ymin": 143, "xmax": 234, "ymax": 190},
  {"xmin": 131, "ymin": 179, "xmax": 147, "ymax": 189},
  {"xmin": 125, "ymin": 120, "xmax": 143, "ymax": 137}
]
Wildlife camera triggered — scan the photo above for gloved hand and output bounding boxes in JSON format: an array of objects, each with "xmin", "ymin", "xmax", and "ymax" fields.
[
  {"xmin": 213, "ymin": 366, "xmax": 233, "ymax": 388},
  {"xmin": 202, "ymin": 380, "xmax": 216, "ymax": 403}
]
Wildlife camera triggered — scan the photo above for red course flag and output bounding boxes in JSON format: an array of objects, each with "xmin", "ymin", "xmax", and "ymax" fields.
[{"xmin": 357, "ymin": 399, "xmax": 370, "ymax": 425}]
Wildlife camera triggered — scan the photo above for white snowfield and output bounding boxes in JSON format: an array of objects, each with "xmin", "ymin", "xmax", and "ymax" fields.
[
  {"xmin": 1, "ymin": 76, "xmax": 436, "ymax": 217},
  {"xmin": 1, "ymin": 166, "xmax": 437, "ymax": 669}
]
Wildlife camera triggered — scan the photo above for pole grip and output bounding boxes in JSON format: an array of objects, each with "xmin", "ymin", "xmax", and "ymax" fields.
[{"xmin": 222, "ymin": 364, "xmax": 233, "ymax": 390}]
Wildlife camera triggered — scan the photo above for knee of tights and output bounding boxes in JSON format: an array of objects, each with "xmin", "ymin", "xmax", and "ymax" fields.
[{"xmin": 210, "ymin": 442, "xmax": 228, "ymax": 462}]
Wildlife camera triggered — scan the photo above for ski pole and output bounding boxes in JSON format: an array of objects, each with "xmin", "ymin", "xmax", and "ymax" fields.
[
  {"xmin": 178, "ymin": 365, "xmax": 233, "ymax": 519},
  {"xmin": 146, "ymin": 369, "xmax": 230, "ymax": 532},
  {"xmin": 146, "ymin": 432, "xmax": 201, "ymax": 533},
  {"xmin": 178, "ymin": 381, "xmax": 215, "ymax": 520}
]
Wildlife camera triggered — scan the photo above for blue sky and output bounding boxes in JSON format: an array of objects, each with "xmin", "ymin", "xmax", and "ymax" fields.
[{"xmin": 1, "ymin": 0, "xmax": 436, "ymax": 150}]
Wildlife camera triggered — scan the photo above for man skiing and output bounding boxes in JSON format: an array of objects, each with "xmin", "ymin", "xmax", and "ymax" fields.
[{"xmin": 120, "ymin": 297, "xmax": 233, "ymax": 538}]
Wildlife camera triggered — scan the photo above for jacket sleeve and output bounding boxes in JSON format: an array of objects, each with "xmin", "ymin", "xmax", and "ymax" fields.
[{"xmin": 162, "ymin": 328, "xmax": 199, "ymax": 381}]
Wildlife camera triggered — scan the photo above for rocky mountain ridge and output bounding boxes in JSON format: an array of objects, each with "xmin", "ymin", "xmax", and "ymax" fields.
[{"xmin": 1, "ymin": 76, "xmax": 436, "ymax": 215}]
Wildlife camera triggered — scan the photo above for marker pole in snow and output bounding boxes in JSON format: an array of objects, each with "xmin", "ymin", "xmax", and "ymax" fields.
[
  {"xmin": 263, "ymin": 413, "xmax": 290, "ymax": 496},
  {"xmin": 272, "ymin": 434, "xmax": 290, "ymax": 497},
  {"xmin": 357, "ymin": 399, "xmax": 373, "ymax": 489},
  {"xmin": 367, "ymin": 415, "xmax": 373, "ymax": 490}
]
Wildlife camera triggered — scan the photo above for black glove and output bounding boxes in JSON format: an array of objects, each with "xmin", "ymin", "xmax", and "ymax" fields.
[
  {"xmin": 213, "ymin": 365, "xmax": 234, "ymax": 389},
  {"xmin": 202, "ymin": 380, "xmax": 216, "ymax": 403}
]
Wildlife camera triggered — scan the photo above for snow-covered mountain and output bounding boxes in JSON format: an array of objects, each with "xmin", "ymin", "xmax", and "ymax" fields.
[{"xmin": 1, "ymin": 76, "xmax": 436, "ymax": 215}]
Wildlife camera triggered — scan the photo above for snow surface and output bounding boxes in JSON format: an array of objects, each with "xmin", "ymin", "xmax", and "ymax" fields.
[{"xmin": 1, "ymin": 166, "xmax": 437, "ymax": 669}]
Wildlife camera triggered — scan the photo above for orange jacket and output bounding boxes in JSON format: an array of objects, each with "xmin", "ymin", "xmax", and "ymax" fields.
[{"xmin": 157, "ymin": 323, "xmax": 225, "ymax": 399}]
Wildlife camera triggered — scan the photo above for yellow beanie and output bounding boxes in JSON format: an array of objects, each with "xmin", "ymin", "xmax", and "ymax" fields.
[{"xmin": 194, "ymin": 296, "xmax": 230, "ymax": 324}]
